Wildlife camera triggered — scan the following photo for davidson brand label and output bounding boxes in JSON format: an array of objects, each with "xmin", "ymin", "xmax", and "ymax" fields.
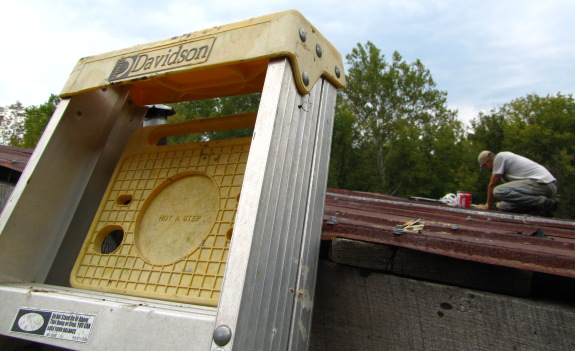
[{"xmin": 108, "ymin": 37, "xmax": 216, "ymax": 82}]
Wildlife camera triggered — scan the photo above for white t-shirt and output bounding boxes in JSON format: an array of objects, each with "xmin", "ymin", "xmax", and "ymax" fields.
[{"xmin": 492, "ymin": 152, "xmax": 556, "ymax": 183}]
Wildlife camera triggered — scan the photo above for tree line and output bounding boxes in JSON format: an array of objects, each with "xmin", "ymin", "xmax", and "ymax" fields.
[{"xmin": 1, "ymin": 41, "xmax": 574, "ymax": 218}]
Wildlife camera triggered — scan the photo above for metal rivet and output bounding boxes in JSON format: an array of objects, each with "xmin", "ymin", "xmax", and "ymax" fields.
[
  {"xmin": 213, "ymin": 325, "xmax": 232, "ymax": 346},
  {"xmin": 335, "ymin": 66, "xmax": 341, "ymax": 78},
  {"xmin": 302, "ymin": 72, "xmax": 310, "ymax": 86},
  {"xmin": 299, "ymin": 28, "xmax": 307, "ymax": 42},
  {"xmin": 316, "ymin": 44, "xmax": 323, "ymax": 57}
]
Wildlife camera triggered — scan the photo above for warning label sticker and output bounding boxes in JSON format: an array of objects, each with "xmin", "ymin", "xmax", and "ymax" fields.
[{"xmin": 11, "ymin": 308, "xmax": 96, "ymax": 343}]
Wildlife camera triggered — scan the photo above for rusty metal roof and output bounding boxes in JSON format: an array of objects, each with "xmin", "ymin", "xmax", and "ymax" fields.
[
  {"xmin": 322, "ymin": 188, "xmax": 575, "ymax": 279},
  {"xmin": 0, "ymin": 145, "xmax": 33, "ymax": 173}
]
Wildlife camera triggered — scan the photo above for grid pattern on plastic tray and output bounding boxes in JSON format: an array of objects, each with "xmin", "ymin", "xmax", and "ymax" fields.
[{"xmin": 71, "ymin": 137, "xmax": 250, "ymax": 306}]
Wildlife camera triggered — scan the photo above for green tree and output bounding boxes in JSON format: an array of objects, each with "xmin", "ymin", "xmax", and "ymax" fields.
[
  {"xmin": 332, "ymin": 41, "xmax": 464, "ymax": 198},
  {"xmin": 328, "ymin": 92, "xmax": 370, "ymax": 189},
  {"xmin": 0, "ymin": 95, "xmax": 60, "ymax": 148},
  {"xmin": 21, "ymin": 94, "xmax": 60, "ymax": 148},
  {"xmin": 468, "ymin": 112, "xmax": 507, "ymax": 153}
]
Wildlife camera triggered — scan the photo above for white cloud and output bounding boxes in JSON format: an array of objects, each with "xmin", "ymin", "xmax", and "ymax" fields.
[
  {"xmin": 451, "ymin": 104, "xmax": 485, "ymax": 126},
  {"xmin": 0, "ymin": 0, "xmax": 573, "ymax": 115}
]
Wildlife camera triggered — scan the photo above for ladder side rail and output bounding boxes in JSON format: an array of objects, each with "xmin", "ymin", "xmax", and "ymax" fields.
[
  {"xmin": 250, "ymin": 61, "xmax": 317, "ymax": 350},
  {"xmin": 213, "ymin": 58, "xmax": 292, "ymax": 350},
  {"xmin": 288, "ymin": 78, "xmax": 338, "ymax": 350},
  {"xmin": 214, "ymin": 57, "xmax": 334, "ymax": 350},
  {"xmin": 45, "ymin": 89, "xmax": 150, "ymax": 286},
  {"xmin": 0, "ymin": 88, "xmax": 144, "ymax": 284}
]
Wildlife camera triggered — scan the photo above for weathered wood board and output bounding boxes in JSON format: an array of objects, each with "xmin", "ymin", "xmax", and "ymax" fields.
[
  {"xmin": 330, "ymin": 238, "xmax": 533, "ymax": 296},
  {"xmin": 310, "ymin": 260, "xmax": 575, "ymax": 351}
]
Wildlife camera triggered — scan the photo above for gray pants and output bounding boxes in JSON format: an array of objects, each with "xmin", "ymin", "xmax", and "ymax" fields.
[{"xmin": 494, "ymin": 179, "xmax": 557, "ymax": 213}]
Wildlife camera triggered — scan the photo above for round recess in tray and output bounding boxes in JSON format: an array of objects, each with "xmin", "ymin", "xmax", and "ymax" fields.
[{"xmin": 135, "ymin": 172, "xmax": 219, "ymax": 265}]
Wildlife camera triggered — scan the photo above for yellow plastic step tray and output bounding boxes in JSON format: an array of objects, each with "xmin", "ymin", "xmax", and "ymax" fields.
[{"xmin": 71, "ymin": 114, "xmax": 254, "ymax": 307}]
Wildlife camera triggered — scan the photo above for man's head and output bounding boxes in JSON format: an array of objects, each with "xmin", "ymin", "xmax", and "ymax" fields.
[{"xmin": 478, "ymin": 150, "xmax": 494, "ymax": 171}]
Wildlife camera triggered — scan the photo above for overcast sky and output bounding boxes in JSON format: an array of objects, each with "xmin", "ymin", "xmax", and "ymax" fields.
[{"xmin": 1, "ymin": 0, "xmax": 573, "ymax": 124}]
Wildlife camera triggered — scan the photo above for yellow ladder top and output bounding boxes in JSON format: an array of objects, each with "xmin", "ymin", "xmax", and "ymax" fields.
[{"xmin": 60, "ymin": 10, "xmax": 345, "ymax": 105}]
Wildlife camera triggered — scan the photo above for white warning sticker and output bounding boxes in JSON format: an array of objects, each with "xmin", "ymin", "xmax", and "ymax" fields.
[{"xmin": 11, "ymin": 308, "xmax": 96, "ymax": 343}]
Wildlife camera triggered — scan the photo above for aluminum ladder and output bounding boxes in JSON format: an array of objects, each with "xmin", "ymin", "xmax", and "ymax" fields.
[{"xmin": 0, "ymin": 10, "xmax": 344, "ymax": 351}]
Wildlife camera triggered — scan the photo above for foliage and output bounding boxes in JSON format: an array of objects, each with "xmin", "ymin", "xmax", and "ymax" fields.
[
  {"xmin": 328, "ymin": 92, "xmax": 365, "ymax": 189},
  {"xmin": 468, "ymin": 112, "xmax": 507, "ymax": 153},
  {"xmin": 167, "ymin": 93, "xmax": 260, "ymax": 144},
  {"xmin": 329, "ymin": 42, "xmax": 465, "ymax": 199},
  {"xmin": 0, "ymin": 95, "xmax": 60, "ymax": 148},
  {"xmin": 21, "ymin": 94, "xmax": 60, "ymax": 148}
]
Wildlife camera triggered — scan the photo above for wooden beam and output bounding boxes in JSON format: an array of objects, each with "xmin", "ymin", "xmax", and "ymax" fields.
[
  {"xmin": 330, "ymin": 237, "xmax": 533, "ymax": 296},
  {"xmin": 310, "ymin": 260, "xmax": 575, "ymax": 351}
]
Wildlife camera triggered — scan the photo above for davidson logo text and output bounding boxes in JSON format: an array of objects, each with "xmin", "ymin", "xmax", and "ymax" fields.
[{"xmin": 109, "ymin": 38, "xmax": 215, "ymax": 82}]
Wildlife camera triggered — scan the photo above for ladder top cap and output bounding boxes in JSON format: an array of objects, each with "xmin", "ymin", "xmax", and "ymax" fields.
[{"xmin": 60, "ymin": 10, "xmax": 345, "ymax": 101}]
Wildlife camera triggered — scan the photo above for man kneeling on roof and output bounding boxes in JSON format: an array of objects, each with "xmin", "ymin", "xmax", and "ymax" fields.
[{"xmin": 476, "ymin": 151, "xmax": 559, "ymax": 217}]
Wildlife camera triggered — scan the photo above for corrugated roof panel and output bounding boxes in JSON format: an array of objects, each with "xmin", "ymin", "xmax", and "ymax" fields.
[
  {"xmin": 0, "ymin": 145, "xmax": 33, "ymax": 173},
  {"xmin": 322, "ymin": 188, "xmax": 575, "ymax": 278}
]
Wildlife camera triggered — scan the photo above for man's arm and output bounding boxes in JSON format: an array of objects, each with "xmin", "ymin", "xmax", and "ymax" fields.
[{"xmin": 477, "ymin": 173, "xmax": 502, "ymax": 210}]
